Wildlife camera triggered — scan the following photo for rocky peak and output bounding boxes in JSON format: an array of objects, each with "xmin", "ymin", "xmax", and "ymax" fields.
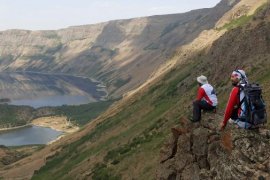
[{"xmin": 157, "ymin": 114, "xmax": 270, "ymax": 179}]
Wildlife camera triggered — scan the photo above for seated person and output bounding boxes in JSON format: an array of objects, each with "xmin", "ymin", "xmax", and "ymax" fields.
[{"xmin": 191, "ymin": 75, "xmax": 218, "ymax": 122}]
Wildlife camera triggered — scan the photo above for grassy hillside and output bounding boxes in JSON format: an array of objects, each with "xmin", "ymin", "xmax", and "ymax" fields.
[
  {"xmin": 0, "ymin": 105, "xmax": 35, "ymax": 128},
  {"xmin": 31, "ymin": 3, "xmax": 270, "ymax": 179},
  {"xmin": 54, "ymin": 100, "xmax": 115, "ymax": 126}
]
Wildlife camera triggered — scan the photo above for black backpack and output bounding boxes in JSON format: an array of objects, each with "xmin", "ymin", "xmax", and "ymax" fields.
[{"xmin": 239, "ymin": 83, "xmax": 267, "ymax": 125}]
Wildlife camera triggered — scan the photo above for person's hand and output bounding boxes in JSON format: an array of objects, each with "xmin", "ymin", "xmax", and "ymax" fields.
[{"xmin": 219, "ymin": 122, "xmax": 226, "ymax": 131}]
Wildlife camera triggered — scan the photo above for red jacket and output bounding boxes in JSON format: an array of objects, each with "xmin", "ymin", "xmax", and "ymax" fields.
[
  {"xmin": 196, "ymin": 84, "xmax": 218, "ymax": 106},
  {"xmin": 223, "ymin": 87, "xmax": 240, "ymax": 125}
]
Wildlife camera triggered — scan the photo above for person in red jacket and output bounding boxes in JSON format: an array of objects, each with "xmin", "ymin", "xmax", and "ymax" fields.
[
  {"xmin": 191, "ymin": 75, "xmax": 218, "ymax": 122},
  {"xmin": 220, "ymin": 70, "xmax": 251, "ymax": 130}
]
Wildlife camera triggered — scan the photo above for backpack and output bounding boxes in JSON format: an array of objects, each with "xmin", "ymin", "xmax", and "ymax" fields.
[{"xmin": 239, "ymin": 83, "xmax": 267, "ymax": 125}]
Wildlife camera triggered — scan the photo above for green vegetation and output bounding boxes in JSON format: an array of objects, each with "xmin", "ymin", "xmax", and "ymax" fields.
[
  {"xmin": 218, "ymin": 15, "xmax": 252, "ymax": 31},
  {"xmin": 0, "ymin": 105, "xmax": 35, "ymax": 128},
  {"xmin": 0, "ymin": 145, "xmax": 35, "ymax": 167},
  {"xmin": 32, "ymin": 16, "xmax": 270, "ymax": 176},
  {"xmin": 104, "ymin": 130, "xmax": 163, "ymax": 165},
  {"xmin": 9, "ymin": 144, "xmax": 46, "ymax": 151},
  {"xmin": 253, "ymin": 2, "xmax": 269, "ymax": 18},
  {"xmin": 10, "ymin": 3, "xmax": 270, "ymax": 179},
  {"xmin": 0, "ymin": 100, "xmax": 114, "ymax": 128},
  {"xmin": 218, "ymin": 3, "xmax": 268, "ymax": 31},
  {"xmin": 92, "ymin": 163, "xmax": 121, "ymax": 180},
  {"xmin": 54, "ymin": 100, "xmax": 115, "ymax": 126},
  {"xmin": 32, "ymin": 61, "xmax": 198, "ymax": 179}
]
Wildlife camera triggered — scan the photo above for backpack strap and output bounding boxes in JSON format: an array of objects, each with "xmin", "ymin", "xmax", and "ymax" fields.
[
  {"xmin": 238, "ymin": 84, "xmax": 252, "ymax": 124},
  {"xmin": 237, "ymin": 85, "xmax": 245, "ymax": 107}
]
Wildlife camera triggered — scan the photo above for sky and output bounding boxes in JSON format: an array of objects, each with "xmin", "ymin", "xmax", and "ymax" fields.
[{"xmin": 0, "ymin": 0, "xmax": 221, "ymax": 31}]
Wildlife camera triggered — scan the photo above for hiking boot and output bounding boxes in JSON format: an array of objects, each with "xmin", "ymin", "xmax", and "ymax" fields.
[{"xmin": 188, "ymin": 115, "xmax": 199, "ymax": 122}]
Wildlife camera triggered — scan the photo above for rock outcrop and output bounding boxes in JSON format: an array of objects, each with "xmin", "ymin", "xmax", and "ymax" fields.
[{"xmin": 157, "ymin": 114, "xmax": 270, "ymax": 180}]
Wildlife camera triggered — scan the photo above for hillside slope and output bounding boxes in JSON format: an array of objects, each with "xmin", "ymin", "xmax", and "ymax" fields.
[
  {"xmin": 0, "ymin": 0, "xmax": 237, "ymax": 97},
  {"xmin": 0, "ymin": 0, "xmax": 269, "ymax": 179}
]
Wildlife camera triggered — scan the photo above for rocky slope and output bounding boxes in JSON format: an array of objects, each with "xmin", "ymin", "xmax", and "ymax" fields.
[
  {"xmin": 0, "ymin": 0, "xmax": 238, "ymax": 97},
  {"xmin": 0, "ymin": 146, "xmax": 30, "ymax": 168},
  {"xmin": 0, "ymin": 72, "xmax": 105, "ymax": 103},
  {"xmin": 158, "ymin": 114, "xmax": 270, "ymax": 180},
  {"xmin": 0, "ymin": 0, "xmax": 269, "ymax": 179}
]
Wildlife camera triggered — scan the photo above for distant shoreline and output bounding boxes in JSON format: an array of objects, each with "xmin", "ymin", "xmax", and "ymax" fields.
[
  {"xmin": 0, "ymin": 116, "xmax": 79, "ymax": 146},
  {"xmin": 0, "ymin": 71, "xmax": 109, "ymax": 104},
  {"xmin": 0, "ymin": 116, "xmax": 79, "ymax": 134},
  {"xmin": 0, "ymin": 124, "xmax": 32, "ymax": 133},
  {"xmin": 31, "ymin": 116, "xmax": 79, "ymax": 133}
]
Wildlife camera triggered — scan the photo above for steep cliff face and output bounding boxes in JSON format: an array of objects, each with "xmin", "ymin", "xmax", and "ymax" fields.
[{"xmin": 0, "ymin": 0, "xmax": 238, "ymax": 97}]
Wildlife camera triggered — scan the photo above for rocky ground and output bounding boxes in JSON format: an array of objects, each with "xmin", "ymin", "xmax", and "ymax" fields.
[
  {"xmin": 157, "ymin": 113, "xmax": 270, "ymax": 180},
  {"xmin": 0, "ymin": 145, "xmax": 43, "ymax": 168}
]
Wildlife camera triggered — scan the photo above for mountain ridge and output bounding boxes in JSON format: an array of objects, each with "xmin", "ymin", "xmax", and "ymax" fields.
[{"xmin": 0, "ymin": 0, "xmax": 238, "ymax": 98}]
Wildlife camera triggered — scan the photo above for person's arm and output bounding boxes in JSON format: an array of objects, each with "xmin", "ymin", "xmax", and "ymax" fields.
[
  {"xmin": 196, "ymin": 87, "xmax": 206, "ymax": 101},
  {"xmin": 220, "ymin": 87, "xmax": 239, "ymax": 130}
]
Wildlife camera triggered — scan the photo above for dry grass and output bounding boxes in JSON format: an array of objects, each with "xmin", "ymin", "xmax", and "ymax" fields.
[{"xmin": 31, "ymin": 116, "xmax": 79, "ymax": 133}]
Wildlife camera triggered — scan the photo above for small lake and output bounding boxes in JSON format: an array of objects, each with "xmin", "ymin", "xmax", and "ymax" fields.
[{"xmin": 0, "ymin": 126, "xmax": 63, "ymax": 146}]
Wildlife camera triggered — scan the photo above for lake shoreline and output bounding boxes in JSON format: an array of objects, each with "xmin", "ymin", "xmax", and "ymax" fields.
[
  {"xmin": 31, "ymin": 116, "xmax": 80, "ymax": 145},
  {"xmin": 31, "ymin": 116, "xmax": 79, "ymax": 133},
  {"xmin": 0, "ymin": 116, "xmax": 79, "ymax": 147},
  {"xmin": 0, "ymin": 124, "xmax": 32, "ymax": 133},
  {"xmin": 0, "ymin": 71, "xmax": 109, "ymax": 108},
  {"xmin": 0, "ymin": 116, "xmax": 79, "ymax": 135}
]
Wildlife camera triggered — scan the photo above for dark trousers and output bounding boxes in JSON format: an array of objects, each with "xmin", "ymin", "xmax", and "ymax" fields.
[
  {"xmin": 231, "ymin": 108, "xmax": 239, "ymax": 120},
  {"xmin": 193, "ymin": 100, "xmax": 215, "ymax": 121}
]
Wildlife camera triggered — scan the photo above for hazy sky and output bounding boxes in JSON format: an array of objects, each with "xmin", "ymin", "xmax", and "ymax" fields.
[{"xmin": 0, "ymin": 0, "xmax": 221, "ymax": 31}]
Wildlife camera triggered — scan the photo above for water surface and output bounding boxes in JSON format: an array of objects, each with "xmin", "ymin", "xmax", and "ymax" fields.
[
  {"xmin": 0, "ymin": 126, "xmax": 62, "ymax": 146},
  {"xmin": 0, "ymin": 72, "xmax": 107, "ymax": 108},
  {"xmin": 11, "ymin": 95, "xmax": 94, "ymax": 108}
]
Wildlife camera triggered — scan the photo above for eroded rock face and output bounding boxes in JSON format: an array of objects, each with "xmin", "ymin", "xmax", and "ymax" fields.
[{"xmin": 157, "ymin": 114, "xmax": 270, "ymax": 180}]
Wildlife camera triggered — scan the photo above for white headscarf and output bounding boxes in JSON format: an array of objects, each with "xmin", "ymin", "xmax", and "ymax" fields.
[{"xmin": 231, "ymin": 70, "xmax": 248, "ymax": 84}]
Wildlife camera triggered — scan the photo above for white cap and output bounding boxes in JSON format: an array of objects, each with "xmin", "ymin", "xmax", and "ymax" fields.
[{"xmin": 197, "ymin": 75, "xmax": 208, "ymax": 85}]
